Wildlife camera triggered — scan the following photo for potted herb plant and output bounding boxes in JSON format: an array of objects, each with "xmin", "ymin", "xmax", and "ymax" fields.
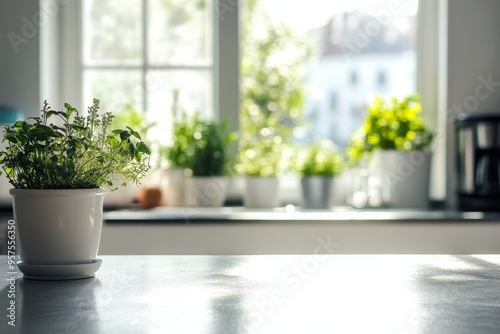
[
  {"xmin": 0, "ymin": 99, "xmax": 150, "ymax": 279},
  {"xmin": 347, "ymin": 94, "xmax": 433, "ymax": 208},
  {"xmin": 185, "ymin": 115, "xmax": 236, "ymax": 207},
  {"xmin": 295, "ymin": 141, "xmax": 344, "ymax": 209},
  {"xmin": 236, "ymin": 140, "xmax": 286, "ymax": 208},
  {"xmin": 165, "ymin": 114, "xmax": 235, "ymax": 207},
  {"xmin": 161, "ymin": 109, "xmax": 193, "ymax": 206}
]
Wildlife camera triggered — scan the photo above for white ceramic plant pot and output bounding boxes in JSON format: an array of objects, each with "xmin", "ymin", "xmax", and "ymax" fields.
[
  {"xmin": 371, "ymin": 150, "xmax": 432, "ymax": 208},
  {"xmin": 244, "ymin": 177, "xmax": 280, "ymax": 208},
  {"xmin": 187, "ymin": 176, "xmax": 229, "ymax": 207},
  {"xmin": 10, "ymin": 188, "xmax": 105, "ymax": 266},
  {"xmin": 160, "ymin": 168, "xmax": 189, "ymax": 206}
]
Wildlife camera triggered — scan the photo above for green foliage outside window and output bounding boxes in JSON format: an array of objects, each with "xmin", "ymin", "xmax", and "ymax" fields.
[
  {"xmin": 112, "ymin": 104, "xmax": 153, "ymax": 138},
  {"xmin": 236, "ymin": 0, "xmax": 314, "ymax": 177}
]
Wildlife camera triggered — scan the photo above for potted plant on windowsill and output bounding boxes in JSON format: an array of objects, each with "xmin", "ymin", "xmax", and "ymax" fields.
[
  {"xmin": 161, "ymin": 109, "xmax": 193, "ymax": 207},
  {"xmin": 165, "ymin": 114, "xmax": 236, "ymax": 207},
  {"xmin": 185, "ymin": 115, "xmax": 236, "ymax": 207},
  {"xmin": 295, "ymin": 140, "xmax": 344, "ymax": 209},
  {"xmin": 347, "ymin": 93, "xmax": 433, "ymax": 208},
  {"xmin": 236, "ymin": 140, "xmax": 286, "ymax": 209},
  {"xmin": 0, "ymin": 99, "xmax": 151, "ymax": 280},
  {"xmin": 237, "ymin": 0, "xmax": 313, "ymax": 209}
]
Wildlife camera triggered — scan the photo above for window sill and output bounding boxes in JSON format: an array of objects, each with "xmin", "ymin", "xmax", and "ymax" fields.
[{"xmin": 103, "ymin": 206, "xmax": 500, "ymax": 223}]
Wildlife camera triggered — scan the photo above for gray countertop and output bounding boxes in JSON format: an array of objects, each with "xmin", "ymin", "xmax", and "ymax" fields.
[{"xmin": 2, "ymin": 254, "xmax": 500, "ymax": 333}]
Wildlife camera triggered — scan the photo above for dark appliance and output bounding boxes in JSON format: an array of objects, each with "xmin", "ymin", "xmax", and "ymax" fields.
[{"xmin": 456, "ymin": 112, "xmax": 500, "ymax": 211}]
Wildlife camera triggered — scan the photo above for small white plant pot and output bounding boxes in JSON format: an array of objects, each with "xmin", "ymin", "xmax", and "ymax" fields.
[
  {"xmin": 371, "ymin": 150, "xmax": 432, "ymax": 208},
  {"xmin": 244, "ymin": 177, "xmax": 280, "ymax": 208},
  {"xmin": 10, "ymin": 188, "xmax": 105, "ymax": 266},
  {"xmin": 187, "ymin": 176, "xmax": 229, "ymax": 207},
  {"xmin": 160, "ymin": 168, "xmax": 189, "ymax": 206}
]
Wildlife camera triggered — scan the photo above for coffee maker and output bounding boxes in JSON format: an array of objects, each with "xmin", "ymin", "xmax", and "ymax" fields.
[{"xmin": 456, "ymin": 112, "xmax": 500, "ymax": 211}]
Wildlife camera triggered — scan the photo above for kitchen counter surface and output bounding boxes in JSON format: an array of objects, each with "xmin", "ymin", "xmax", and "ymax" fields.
[{"xmin": 2, "ymin": 254, "xmax": 500, "ymax": 333}]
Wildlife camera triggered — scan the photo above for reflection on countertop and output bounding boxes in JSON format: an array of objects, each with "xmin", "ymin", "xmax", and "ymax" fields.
[{"xmin": 2, "ymin": 255, "xmax": 500, "ymax": 333}]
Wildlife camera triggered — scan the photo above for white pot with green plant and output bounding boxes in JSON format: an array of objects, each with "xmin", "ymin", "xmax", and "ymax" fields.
[
  {"xmin": 236, "ymin": 0, "xmax": 313, "ymax": 209},
  {"xmin": 184, "ymin": 116, "xmax": 236, "ymax": 207},
  {"xmin": 237, "ymin": 141, "xmax": 285, "ymax": 209},
  {"xmin": 0, "ymin": 99, "xmax": 150, "ymax": 279},
  {"xmin": 295, "ymin": 141, "xmax": 344, "ymax": 209},
  {"xmin": 347, "ymin": 94, "xmax": 433, "ymax": 208},
  {"xmin": 162, "ymin": 112, "xmax": 193, "ymax": 206},
  {"xmin": 165, "ymin": 114, "xmax": 236, "ymax": 207}
]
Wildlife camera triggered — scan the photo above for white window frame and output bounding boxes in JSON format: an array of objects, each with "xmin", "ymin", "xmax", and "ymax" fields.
[
  {"xmin": 51, "ymin": 0, "xmax": 240, "ymax": 134},
  {"xmin": 418, "ymin": 0, "xmax": 448, "ymax": 202}
]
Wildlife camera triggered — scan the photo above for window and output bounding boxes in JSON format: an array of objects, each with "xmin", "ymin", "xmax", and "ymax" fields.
[
  {"xmin": 350, "ymin": 71, "xmax": 359, "ymax": 86},
  {"xmin": 66, "ymin": 0, "xmax": 445, "ymax": 203},
  {"xmin": 81, "ymin": 0, "xmax": 214, "ymax": 144},
  {"xmin": 329, "ymin": 91, "xmax": 338, "ymax": 111},
  {"xmin": 251, "ymin": 0, "xmax": 419, "ymax": 150},
  {"xmin": 78, "ymin": 0, "xmax": 418, "ymax": 149},
  {"xmin": 377, "ymin": 70, "xmax": 387, "ymax": 88}
]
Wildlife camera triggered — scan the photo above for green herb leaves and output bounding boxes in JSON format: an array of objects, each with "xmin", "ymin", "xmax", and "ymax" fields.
[{"xmin": 0, "ymin": 99, "xmax": 151, "ymax": 190}]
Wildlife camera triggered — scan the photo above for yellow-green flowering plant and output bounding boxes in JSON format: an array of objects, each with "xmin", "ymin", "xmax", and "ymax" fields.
[{"xmin": 347, "ymin": 93, "xmax": 433, "ymax": 165}]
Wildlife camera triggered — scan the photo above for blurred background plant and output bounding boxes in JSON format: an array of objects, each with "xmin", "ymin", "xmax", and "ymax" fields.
[
  {"xmin": 236, "ymin": 0, "xmax": 314, "ymax": 177},
  {"xmin": 295, "ymin": 140, "xmax": 344, "ymax": 177},
  {"xmin": 165, "ymin": 113, "xmax": 236, "ymax": 176},
  {"xmin": 112, "ymin": 104, "xmax": 153, "ymax": 136},
  {"xmin": 347, "ymin": 93, "xmax": 433, "ymax": 166}
]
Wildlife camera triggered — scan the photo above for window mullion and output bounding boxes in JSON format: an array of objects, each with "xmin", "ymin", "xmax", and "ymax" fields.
[
  {"xmin": 142, "ymin": 0, "xmax": 149, "ymax": 114},
  {"xmin": 216, "ymin": 0, "xmax": 240, "ymax": 134}
]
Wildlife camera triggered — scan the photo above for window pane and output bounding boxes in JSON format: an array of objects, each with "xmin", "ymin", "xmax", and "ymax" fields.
[
  {"xmin": 148, "ymin": 0, "xmax": 212, "ymax": 65},
  {"xmin": 146, "ymin": 70, "xmax": 212, "ymax": 144},
  {"xmin": 83, "ymin": 0, "xmax": 142, "ymax": 66},
  {"xmin": 245, "ymin": 0, "xmax": 419, "ymax": 148},
  {"xmin": 83, "ymin": 70, "xmax": 143, "ymax": 113}
]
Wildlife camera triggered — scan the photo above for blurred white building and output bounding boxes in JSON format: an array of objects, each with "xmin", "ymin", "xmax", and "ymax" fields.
[{"xmin": 303, "ymin": 12, "xmax": 418, "ymax": 148}]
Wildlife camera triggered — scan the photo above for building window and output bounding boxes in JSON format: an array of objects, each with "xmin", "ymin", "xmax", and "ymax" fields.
[
  {"xmin": 329, "ymin": 91, "xmax": 338, "ymax": 111},
  {"xmin": 350, "ymin": 71, "xmax": 359, "ymax": 86},
  {"xmin": 377, "ymin": 70, "xmax": 387, "ymax": 88}
]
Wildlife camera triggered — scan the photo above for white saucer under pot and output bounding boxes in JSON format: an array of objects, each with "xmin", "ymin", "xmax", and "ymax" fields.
[
  {"xmin": 17, "ymin": 259, "xmax": 103, "ymax": 280},
  {"xmin": 10, "ymin": 188, "xmax": 105, "ymax": 280}
]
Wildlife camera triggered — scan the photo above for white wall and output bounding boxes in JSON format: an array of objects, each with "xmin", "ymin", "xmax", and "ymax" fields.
[
  {"xmin": 0, "ymin": 0, "xmax": 41, "ymax": 118},
  {"xmin": 446, "ymin": 0, "xmax": 500, "ymax": 208},
  {"xmin": 100, "ymin": 221, "xmax": 500, "ymax": 255}
]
